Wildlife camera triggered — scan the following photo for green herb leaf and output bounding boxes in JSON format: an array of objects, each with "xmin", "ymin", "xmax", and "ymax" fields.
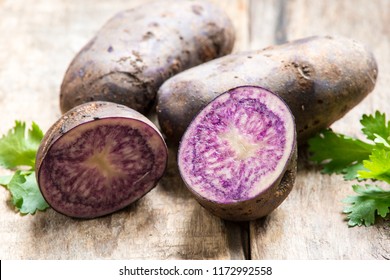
[
  {"xmin": 343, "ymin": 184, "xmax": 390, "ymax": 227},
  {"xmin": 308, "ymin": 129, "xmax": 373, "ymax": 179},
  {"xmin": 0, "ymin": 121, "xmax": 48, "ymax": 215},
  {"xmin": 358, "ymin": 149, "xmax": 390, "ymax": 183},
  {"xmin": 361, "ymin": 111, "xmax": 390, "ymax": 141},
  {"xmin": 5, "ymin": 171, "xmax": 49, "ymax": 214},
  {"xmin": 343, "ymin": 163, "xmax": 367, "ymax": 181},
  {"xmin": 0, "ymin": 121, "xmax": 43, "ymax": 169},
  {"xmin": 0, "ymin": 175, "xmax": 13, "ymax": 185},
  {"xmin": 309, "ymin": 112, "xmax": 390, "ymax": 226},
  {"xmin": 373, "ymin": 133, "xmax": 390, "ymax": 149}
]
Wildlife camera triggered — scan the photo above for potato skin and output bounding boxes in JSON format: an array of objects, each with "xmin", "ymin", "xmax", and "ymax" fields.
[
  {"xmin": 157, "ymin": 36, "xmax": 378, "ymax": 145},
  {"xmin": 60, "ymin": 0, "xmax": 235, "ymax": 114}
]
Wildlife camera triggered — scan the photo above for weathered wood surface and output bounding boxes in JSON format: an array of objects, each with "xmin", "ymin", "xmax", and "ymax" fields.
[{"xmin": 0, "ymin": 0, "xmax": 389, "ymax": 260}]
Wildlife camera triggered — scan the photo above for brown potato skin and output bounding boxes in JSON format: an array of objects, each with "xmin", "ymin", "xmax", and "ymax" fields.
[
  {"xmin": 157, "ymin": 36, "xmax": 378, "ymax": 145},
  {"xmin": 60, "ymin": 0, "xmax": 235, "ymax": 114},
  {"xmin": 190, "ymin": 138, "xmax": 297, "ymax": 221}
]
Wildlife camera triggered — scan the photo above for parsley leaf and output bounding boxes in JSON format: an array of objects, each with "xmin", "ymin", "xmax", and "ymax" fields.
[
  {"xmin": 308, "ymin": 129, "xmax": 373, "ymax": 179},
  {"xmin": 373, "ymin": 133, "xmax": 390, "ymax": 149},
  {"xmin": 0, "ymin": 121, "xmax": 43, "ymax": 169},
  {"xmin": 0, "ymin": 121, "xmax": 49, "ymax": 214},
  {"xmin": 358, "ymin": 149, "xmax": 390, "ymax": 183},
  {"xmin": 343, "ymin": 184, "xmax": 390, "ymax": 227},
  {"xmin": 5, "ymin": 171, "xmax": 49, "ymax": 214},
  {"xmin": 309, "ymin": 111, "xmax": 390, "ymax": 226},
  {"xmin": 361, "ymin": 111, "xmax": 390, "ymax": 141},
  {"xmin": 343, "ymin": 163, "xmax": 367, "ymax": 181},
  {"xmin": 0, "ymin": 175, "xmax": 13, "ymax": 185}
]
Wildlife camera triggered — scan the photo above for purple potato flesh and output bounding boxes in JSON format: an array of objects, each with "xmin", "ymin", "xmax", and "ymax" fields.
[
  {"xmin": 178, "ymin": 86, "xmax": 297, "ymax": 221},
  {"xmin": 36, "ymin": 101, "xmax": 167, "ymax": 218}
]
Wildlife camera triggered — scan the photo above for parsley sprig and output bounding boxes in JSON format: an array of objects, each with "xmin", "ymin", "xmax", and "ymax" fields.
[
  {"xmin": 0, "ymin": 121, "xmax": 49, "ymax": 214},
  {"xmin": 308, "ymin": 111, "xmax": 390, "ymax": 227}
]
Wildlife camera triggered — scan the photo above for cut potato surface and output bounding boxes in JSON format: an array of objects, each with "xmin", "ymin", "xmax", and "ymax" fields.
[
  {"xmin": 178, "ymin": 86, "xmax": 297, "ymax": 221},
  {"xmin": 36, "ymin": 102, "xmax": 167, "ymax": 218}
]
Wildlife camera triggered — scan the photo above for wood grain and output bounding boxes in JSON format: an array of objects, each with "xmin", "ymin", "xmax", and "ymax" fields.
[{"xmin": 0, "ymin": 0, "xmax": 389, "ymax": 260}]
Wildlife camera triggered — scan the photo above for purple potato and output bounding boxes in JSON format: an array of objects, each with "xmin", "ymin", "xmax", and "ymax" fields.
[
  {"xmin": 157, "ymin": 36, "xmax": 378, "ymax": 145},
  {"xmin": 178, "ymin": 86, "xmax": 297, "ymax": 221},
  {"xmin": 60, "ymin": 0, "xmax": 235, "ymax": 114},
  {"xmin": 36, "ymin": 101, "xmax": 168, "ymax": 218}
]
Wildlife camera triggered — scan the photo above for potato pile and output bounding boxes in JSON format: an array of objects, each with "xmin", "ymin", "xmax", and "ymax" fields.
[{"xmin": 37, "ymin": 0, "xmax": 377, "ymax": 220}]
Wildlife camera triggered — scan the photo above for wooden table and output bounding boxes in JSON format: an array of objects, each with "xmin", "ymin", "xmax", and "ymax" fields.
[{"xmin": 0, "ymin": 0, "xmax": 389, "ymax": 260}]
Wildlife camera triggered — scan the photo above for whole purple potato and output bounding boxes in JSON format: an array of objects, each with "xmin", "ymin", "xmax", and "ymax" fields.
[
  {"xmin": 60, "ymin": 0, "xmax": 235, "ymax": 114},
  {"xmin": 157, "ymin": 36, "xmax": 378, "ymax": 145}
]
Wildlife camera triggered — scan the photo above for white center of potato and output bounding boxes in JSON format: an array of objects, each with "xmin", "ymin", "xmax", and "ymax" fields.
[{"xmin": 219, "ymin": 127, "xmax": 262, "ymax": 160}]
